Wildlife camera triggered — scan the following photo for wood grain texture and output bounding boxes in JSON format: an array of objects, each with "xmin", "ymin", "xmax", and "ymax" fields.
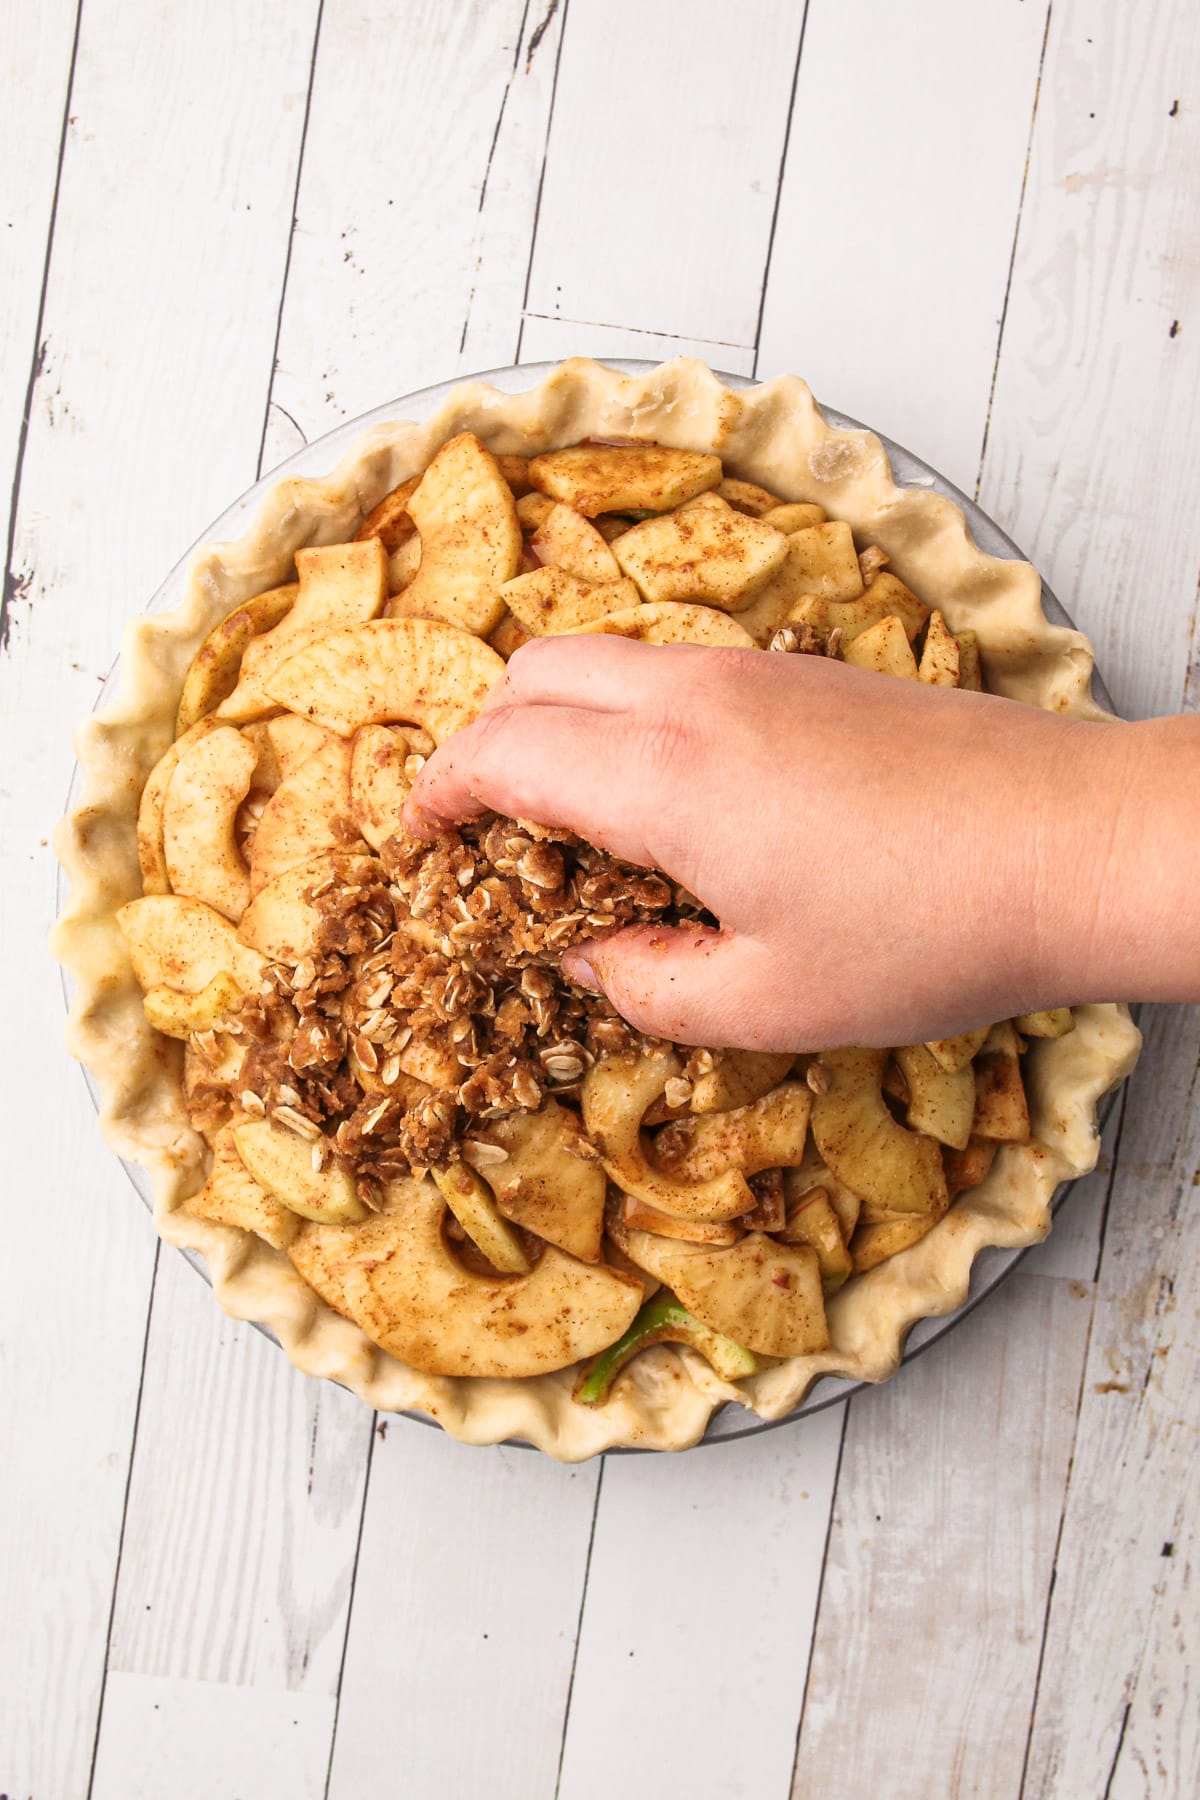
[
  {"xmin": 0, "ymin": 0, "xmax": 76, "ymax": 629},
  {"xmin": 325, "ymin": 1429, "xmax": 600, "ymax": 1800},
  {"xmin": 0, "ymin": 3, "xmax": 319, "ymax": 1792},
  {"xmin": 980, "ymin": 0, "xmax": 1200, "ymax": 724},
  {"xmin": 556, "ymin": 1405, "xmax": 845, "ymax": 1800},
  {"xmin": 105, "ymin": 1250, "xmax": 370, "ymax": 1693},
  {"xmin": 519, "ymin": 311, "xmax": 756, "ymax": 374},
  {"xmin": 1022, "ymin": 1006, "xmax": 1200, "ymax": 1799},
  {"xmin": 525, "ymin": 0, "xmax": 804, "ymax": 350},
  {"xmin": 269, "ymin": 0, "xmax": 565, "ymax": 442},
  {"xmin": 757, "ymin": 0, "xmax": 1051, "ymax": 495},
  {"xmin": 92, "ymin": 1672, "xmax": 335, "ymax": 1800},
  {"xmin": 794, "ymin": 1274, "xmax": 1094, "ymax": 1800}
]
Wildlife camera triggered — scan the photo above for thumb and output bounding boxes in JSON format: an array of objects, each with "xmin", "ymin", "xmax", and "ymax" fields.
[{"xmin": 563, "ymin": 924, "xmax": 772, "ymax": 1050}]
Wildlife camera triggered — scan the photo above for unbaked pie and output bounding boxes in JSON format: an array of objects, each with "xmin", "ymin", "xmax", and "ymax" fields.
[{"xmin": 54, "ymin": 360, "xmax": 1140, "ymax": 1456}]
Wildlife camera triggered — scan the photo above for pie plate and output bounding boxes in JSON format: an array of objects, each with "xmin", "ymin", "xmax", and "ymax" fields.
[{"xmin": 59, "ymin": 359, "xmax": 1125, "ymax": 1450}]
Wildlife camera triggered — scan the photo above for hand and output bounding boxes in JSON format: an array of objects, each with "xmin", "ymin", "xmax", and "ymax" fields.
[{"xmin": 403, "ymin": 636, "xmax": 1198, "ymax": 1050}]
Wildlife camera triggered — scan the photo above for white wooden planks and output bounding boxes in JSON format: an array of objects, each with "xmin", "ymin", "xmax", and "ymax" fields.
[
  {"xmin": 269, "ymin": 0, "xmax": 565, "ymax": 444},
  {"xmin": 0, "ymin": 0, "xmax": 77, "ymax": 573},
  {"xmin": 103, "ymin": 1250, "xmax": 370, "ymax": 1694},
  {"xmin": 525, "ymin": 0, "xmax": 804, "ymax": 352},
  {"xmin": 0, "ymin": 3, "xmax": 320, "ymax": 1793},
  {"xmin": 91, "ymin": 1672, "xmax": 335, "ymax": 1800},
  {"xmin": 757, "ymin": 0, "xmax": 1052, "ymax": 496},
  {"xmin": 556, "ymin": 1406, "xmax": 845, "ymax": 1800},
  {"xmin": 519, "ymin": 311, "xmax": 756, "ymax": 375},
  {"xmin": 794, "ymin": 1274, "xmax": 1094, "ymax": 1800},
  {"xmin": 1022, "ymin": 1007, "xmax": 1200, "ymax": 1799},
  {"xmin": 980, "ymin": 0, "xmax": 1200, "ymax": 724},
  {"xmin": 325, "ymin": 1430, "xmax": 601, "ymax": 1800}
]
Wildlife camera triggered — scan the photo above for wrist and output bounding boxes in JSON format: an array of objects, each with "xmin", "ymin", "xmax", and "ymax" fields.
[{"xmin": 1031, "ymin": 714, "xmax": 1200, "ymax": 1006}]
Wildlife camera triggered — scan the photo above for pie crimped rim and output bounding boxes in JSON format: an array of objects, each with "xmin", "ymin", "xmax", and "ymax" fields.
[{"xmin": 52, "ymin": 358, "xmax": 1141, "ymax": 1458}]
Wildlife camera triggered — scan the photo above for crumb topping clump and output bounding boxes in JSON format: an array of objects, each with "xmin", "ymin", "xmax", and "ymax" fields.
[{"xmin": 212, "ymin": 816, "xmax": 713, "ymax": 1196}]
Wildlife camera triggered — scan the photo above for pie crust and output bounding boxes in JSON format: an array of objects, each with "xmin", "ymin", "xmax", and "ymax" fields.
[{"xmin": 52, "ymin": 358, "xmax": 1141, "ymax": 1458}]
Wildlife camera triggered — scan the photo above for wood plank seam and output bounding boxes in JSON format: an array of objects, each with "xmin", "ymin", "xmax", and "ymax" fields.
[
  {"xmin": 84, "ymin": 1243, "xmax": 162, "ymax": 1800},
  {"xmin": 322, "ymin": 1418, "xmax": 378, "ymax": 1800},
  {"xmin": 552, "ymin": 1456, "xmax": 607, "ymax": 1800},
  {"xmin": 458, "ymin": 0, "xmax": 534, "ymax": 354},
  {"xmin": 254, "ymin": 0, "xmax": 327, "ymax": 480},
  {"xmin": 972, "ymin": 0, "xmax": 1054, "ymax": 504},
  {"xmin": 1090, "ymin": 1083, "xmax": 1132, "ymax": 1284},
  {"xmin": 1016, "ymin": 1272, "xmax": 1101, "ymax": 1800},
  {"xmin": 0, "ymin": 0, "xmax": 82, "ymax": 657},
  {"xmin": 787, "ymin": 1400, "xmax": 850, "ymax": 1788},
  {"xmin": 522, "ymin": 310, "xmax": 750, "ymax": 353},
  {"xmin": 514, "ymin": 0, "xmax": 570, "ymax": 363},
  {"xmin": 749, "ymin": 0, "xmax": 810, "ymax": 380}
]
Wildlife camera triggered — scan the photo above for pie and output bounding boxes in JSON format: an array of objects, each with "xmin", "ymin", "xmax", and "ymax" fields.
[{"xmin": 53, "ymin": 359, "xmax": 1141, "ymax": 1457}]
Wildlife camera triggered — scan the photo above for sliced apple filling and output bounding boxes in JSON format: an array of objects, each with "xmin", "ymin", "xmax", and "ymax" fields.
[{"xmin": 123, "ymin": 428, "xmax": 1056, "ymax": 1398}]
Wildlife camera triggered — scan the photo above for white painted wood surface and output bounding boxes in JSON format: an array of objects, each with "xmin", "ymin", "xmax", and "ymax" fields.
[{"xmin": 2, "ymin": 2, "xmax": 1196, "ymax": 1796}]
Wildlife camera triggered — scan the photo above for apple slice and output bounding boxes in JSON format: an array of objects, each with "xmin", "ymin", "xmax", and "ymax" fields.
[
  {"xmin": 608, "ymin": 1215, "xmax": 829, "ymax": 1357},
  {"xmin": 956, "ymin": 629, "xmax": 983, "ymax": 690},
  {"xmin": 574, "ymin": 1293, "xmax": 758, "ymax": 1403},
  {"xmin": 528, "ymin": 444, "xmax": 722, "ymax": 516},
  {"xmin": 355, "ymin": 473, "xmax": 421, "ymax": 551},
  {"xmin": 925, "ymin": 1025, "xmax": 991, "ymax": 1075},
  {"xmin": 620, "ymin": 1194, "xmax": 741, "ymax": 1247},
  {"xmin": 810, "ymin": 1048, "xmax": 948, "ymax": 1215},
  {"xmin": 971, "ymin": 1022, "xmax": 1031, "ymax": 1143},
  {"xmin": 893, "ymin": 1043, "xmax": 975, "ymax": 1149},
  {"xmin": 398, "ymin": 432, "xmax": 521, "ymax": 636},
  {"xmin": 581, "ymin": 1054, "xmax": 754, "ymax": 1221},
  {"xmin": 841, "ymin": 614, "xmax": 920, "ymax": 680},
  {"xmin": 777, "ymin": 1187, "xmax": 852, "ymax": 1293},
  {"xmin": 716, "ymin": 477, "xmax": 784, "ymax": 517},
  {"xmin": 265, "ymin": 715, "xmax": 338, "ymax": 778},
  {"xmin": 142, "ymin": 971, "xmax": 244, "ymax": 1039},
  {"xmin": 500, "ymin": 569, "xmax": 640, "ymax": 636},
  {"xmin": 162, "ymin": 725, "xmax": 259, "ymax": 921},
  {"xmin": 249, "ymin": 736, "xmax": 355, "ymax": 895},
  {"xmin": 761, "ymin": 502, "xmax": 826, "ymax": 533},
  {"xmin": 473, "ymin": 1100, "xmax": 606, "ymax": 1264},
  {"xmin": 614, "ymin": 503, "xmax": 788, "ymax": 609},
  {"xmin": 567, "ymin": 602, "xmax": 755, "ymax": 648},
  {"xmin": 651, "ymin": 1081, "xmax": 811, "ymax": 1181},
  {"xmin": 1015, "ymin": 1007, "xmax": 1075, "ymax": 1038},
  {"xmin": 851, "ymin": 1212, "xmax": 939, "ymax": 1273},
  {"xmin": 216, "ymin": 539, "xmax": 388, "ymax": 723},
  {"xmin": 690, "ymin": 1050, "xmax": 795, "ymax": 1113},
  {"xmin": 238, "ymin": 852, "xmax": 381, "ymax": 963},
  {"xmin": 433, "ymin": 1162, "xmax": 530, "ymax": 1274},
  {"xmin": 118, "ymin": 894, "xmax": 267, "ymax": 995},
  {"xmin": 530, "ymin": 502, "xmax": 622, "ymax": 584},
  {"xmin": 176, "ymin": 583, "xmax": 298, "ymax": 734},
  {"xmin": 943, "ymin": 1135, "xmax": 1000, "ymax": 1199},
  {"xmin": 233, "ymin": 1118, "xmax": 365, "ymax": 1224},
  {"xmin": 181, "ymin": 1126, "xmax": 297, "ymax": 1250},
  {"xmin": 349, "ymin": 724, "xmax": 416, "ymax": 850},
  {"xmin": 137, "ymin": 718, "xmax": 224, "ymax": 895},
  {"xmin": 288, "ymin": 1177, "xmax": 642, "ymax": 1378},
  {"xmin": 918, "ymin": 610, "xmax": 961, "ymax": 686},
  {"xmin": 264, "ymin": 617, "xmax": 504, "ymax": 741}
]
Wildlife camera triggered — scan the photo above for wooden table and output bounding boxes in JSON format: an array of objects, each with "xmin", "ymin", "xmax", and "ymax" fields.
[{"xmin": 3, "ymin": 4, "xmax": 1197, "ymax": 1795}]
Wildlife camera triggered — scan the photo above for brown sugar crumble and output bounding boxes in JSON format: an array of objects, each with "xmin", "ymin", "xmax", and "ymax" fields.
[{"xmin": 208, "ymin": 815, "xmax": 716, "ymax": 1198}]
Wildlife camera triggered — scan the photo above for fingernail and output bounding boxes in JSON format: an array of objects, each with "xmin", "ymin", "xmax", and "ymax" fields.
[{"xmin": 563, "ymin": 950, "xmax": 601, "ymax": 993}]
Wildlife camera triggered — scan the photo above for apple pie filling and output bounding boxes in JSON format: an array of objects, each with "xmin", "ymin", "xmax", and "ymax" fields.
[{"xmin": 116, "ymin": 431, "xmax": 1077, "ymax": 1397}]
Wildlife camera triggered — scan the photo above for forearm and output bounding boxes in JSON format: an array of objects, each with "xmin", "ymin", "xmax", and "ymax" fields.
[{"xmin": 1036, "ymin": 714, "xmax": 1200, "ymax": 1007}]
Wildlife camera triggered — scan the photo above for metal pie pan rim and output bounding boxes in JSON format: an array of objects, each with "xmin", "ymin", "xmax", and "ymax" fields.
[{"xmin": 59, "ymin": 357, "xmax": 1120, "ymax": 1450}]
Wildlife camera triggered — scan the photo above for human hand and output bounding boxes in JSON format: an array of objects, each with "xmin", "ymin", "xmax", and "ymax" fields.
[{"xmin": 403, "ymin": 636, "xmax": 1195, "ymax": 1050}]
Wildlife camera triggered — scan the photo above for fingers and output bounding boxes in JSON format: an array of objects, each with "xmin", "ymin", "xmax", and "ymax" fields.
[
  {"xmin": 404, "ymin": 702, "xmax": 660, "ymax": 863},
  {"xmin": 487, "ymin": 633, "xmax": 702, "ymax": 716},
  {"xmin": 563, "ymin": 925, "xmax": 785, "ymax": 1049}
]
